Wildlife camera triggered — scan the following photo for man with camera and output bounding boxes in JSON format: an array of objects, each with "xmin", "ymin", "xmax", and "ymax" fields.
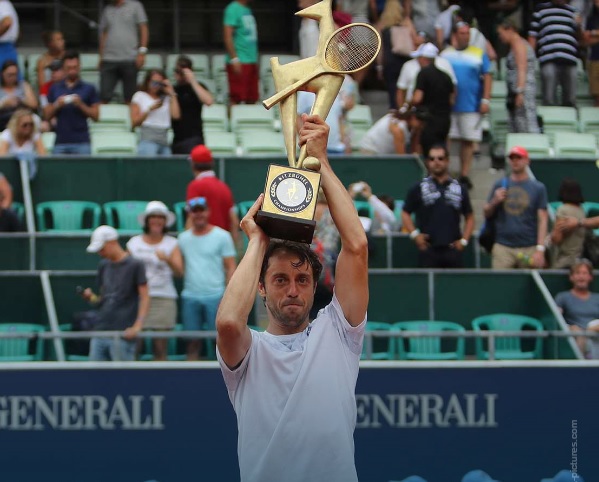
[{"xmin": 44, "ymin": 50, "xmax": 100, "ymax": 155}]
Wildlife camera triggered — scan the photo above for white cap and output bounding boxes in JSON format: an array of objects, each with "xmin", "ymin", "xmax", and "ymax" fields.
[
  {"xmin": 86, "ymin": 225, "xmax": 118, "ymax": 253},
  {"xmin": 137, "ymin": 200, "xmax": 175, "ymax": 227},
  {"xmin": 410, "ymin": 42, "xmax": 439, "ymax": 59}
]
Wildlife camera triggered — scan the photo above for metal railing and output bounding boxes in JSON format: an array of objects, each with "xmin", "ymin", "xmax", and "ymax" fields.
[{"xmin": 0, "ymin": 329, "xmax": 597, "ymax": 362}]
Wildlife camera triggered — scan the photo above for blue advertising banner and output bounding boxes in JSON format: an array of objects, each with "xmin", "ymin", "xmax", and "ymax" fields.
[{"xmin": 0, "ymin": 362, "xmax": 596, "ymax": 482}]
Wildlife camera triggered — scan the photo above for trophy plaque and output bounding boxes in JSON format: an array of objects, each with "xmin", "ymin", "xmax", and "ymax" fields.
[{"xmin": 255, "ymin": 0, "xmax": 380, "ymax": 243}]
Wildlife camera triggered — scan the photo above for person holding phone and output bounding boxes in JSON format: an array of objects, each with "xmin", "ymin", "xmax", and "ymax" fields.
[{"xmin": 130, "ymin": 69, "xmax": 180, "ymax": 155}]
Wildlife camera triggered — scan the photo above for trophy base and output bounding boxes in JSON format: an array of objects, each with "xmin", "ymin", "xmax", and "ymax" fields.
[{"xmin": 255, "ymin": 210, "xmax": 316, "ymax": 244}]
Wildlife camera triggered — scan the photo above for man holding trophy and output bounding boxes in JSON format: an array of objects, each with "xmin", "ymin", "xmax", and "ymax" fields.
[{"xmin": 215, "ymin": 2, "xmax": 377, "ymax": 479}]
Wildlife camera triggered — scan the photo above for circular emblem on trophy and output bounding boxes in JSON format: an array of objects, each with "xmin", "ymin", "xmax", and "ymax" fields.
[{"xmin": 269, "ymin": 172, "xmax": 314, "ymax": 214}]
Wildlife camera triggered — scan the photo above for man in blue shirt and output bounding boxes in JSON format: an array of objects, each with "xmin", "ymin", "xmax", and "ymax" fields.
[{"xmin": 44, "ymin": 50, "xmax": 100, "ymax": 155}]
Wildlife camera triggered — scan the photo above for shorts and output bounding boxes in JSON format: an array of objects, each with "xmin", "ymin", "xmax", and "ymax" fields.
[
  {"xmin": 449, "ymin": 112, "xmax": 483, "ymax": 142},
  {"xmin": 144, "ymin": 297, "xmax": 177, "ymax": 330},
  {"xmin": 181, "ymin": 293, "xmax": 222, "ymax": 331},
  {"xmin": 588, "ymin": 60, "xmax": 599, "ymax": 96},
  {"xmin": 226, "ymin": 63, "xmax": 259, "ymax": 104}
]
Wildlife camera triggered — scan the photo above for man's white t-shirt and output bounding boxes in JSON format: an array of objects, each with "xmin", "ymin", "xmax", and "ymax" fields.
[
  {"xmin": 217, "ymin": 295, "xmax": 366, "ymax": 482},
  {"xmin": 0, "ymin": 1, "xmax": 18, "ymax": 43},
  {"xmin": 396, "ymin": 57, "xmax": 457, "ymax": 103},
  {"xmin": 126, "ymin": 234, "xmax": 178, "ymax": 298}
]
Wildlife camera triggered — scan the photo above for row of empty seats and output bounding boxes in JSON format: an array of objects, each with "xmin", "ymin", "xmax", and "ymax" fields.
[{"xmin": 363, "ymin": 314, "xmax": 544, "ymax": 361}]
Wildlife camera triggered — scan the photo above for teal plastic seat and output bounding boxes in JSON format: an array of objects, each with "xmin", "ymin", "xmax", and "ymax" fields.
[
  {"xmin": 471, "ymin": 313, "xmax": 544, "ymax": 360},
  {"xmin": 553, "ymin": 132, "xmax": 597, "ymax": 159},
  {"xmin": 90, "ymin": 104, "xmax": 131, "ymax": 133},
  {"xmin": 391, "ymin": 321, "xmax": 465, "ymax": 360},
  {"xmin": 0, "ymin": 323, "xmax": 46, "ymax": 361},
  {"xmin": 36, "ymin": 200, "xmax": 101, "ymax": 232},
  {"xmin": 202, "ymin": 103, "xmax": 229, "ymax": 132},
  {"xmin": 10, "ymin": 201, "xmax": 24, "ymax": 221},
  {"xmin": 353, "ymin": 200, "xmax": 374, "ymax": 219},
  {"xmin": 230, "ymin": 105, "xmax": 275, "ymax": 136},
  {"xmin": 205, "ymin": 131, "xmax": 238, "ymax": 156},
  {"xmin": 505, "ymin": 133, "xmax": 551, "ymax": 159},
  {"xmin": 361, "ymin": 322, "xmax": 394, "ymax": 360},
  {"xmin": 240, "ymin": 130, "xmax": 286, "ymax": 155},
  {"xmin": 91, "ymin": 131, "xmax": 137, "ymax": 155},
  {"xmin": 347, "ymin": 104, "xmax": 373, "ymax": 131},
  {"xmin": 103, "ymin": 201, "xmax": 148, "ymax": 232},
  {"xmin": 583, "ymin": 201, "xmax": 599, "ymax": 218},
  {"xmin": 173, "ymin": 201, "xmax": 187, "ymax": 232}
]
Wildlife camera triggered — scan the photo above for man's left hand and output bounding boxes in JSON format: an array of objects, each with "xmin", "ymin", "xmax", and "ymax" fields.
[
  {"xmin": 452, "ymin": 240, "xmax": 465, "ymax": 251},
  {"xmin": 123, "ymin": 321, "xmax": 142, "ymax": 340},
  {"xmin": 532, "ymin": 250, "xmax": 546, "ymax": 269},
  {"xmin": 480, "ymin": 102, "xmax": 490, "ymax": 115},
  {"xmin": 135, "ymin": 54, "xmax": 146, "ymax": 70}
]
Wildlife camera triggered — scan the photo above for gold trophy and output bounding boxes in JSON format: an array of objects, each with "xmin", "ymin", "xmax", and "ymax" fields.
[{"xmin": 256, "ymin": 0, "xmax": 381, "ymax": 243}]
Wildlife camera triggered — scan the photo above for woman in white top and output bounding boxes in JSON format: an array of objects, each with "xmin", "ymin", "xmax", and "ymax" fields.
[
  {"xmin": 127, "ymin": 201, "xmax": 183, "ymax": 361},
  {"xmin": 0, "ymin": 109, "xmax": 46, "ymax": 156},
  {"xmin": 130, "ymin": 70, "xmax": 180, "ymax": 156}
]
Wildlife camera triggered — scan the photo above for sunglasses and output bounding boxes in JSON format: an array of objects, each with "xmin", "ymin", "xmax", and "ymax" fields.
[
  {"xmin": 428, "ymin": 155, "xmax": 446, "ymax": 161},
  {"xmin": 508, "ymin": 154, "xmax": 523, "ymax": 160},
  {"xmin": 174, "ymin": 68, "xmax": 182, "ymax": 74},
  {"xmin": 187, "ymin": 197, "xmax": 208, "ymax": 210}
]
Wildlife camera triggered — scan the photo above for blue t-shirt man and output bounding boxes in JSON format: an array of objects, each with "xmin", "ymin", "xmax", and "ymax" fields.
[
  {"xmin": 47, "ymin": 78, "xmax": 100, "ymax": 153},
  {"xmin": 488, "ymin": 178, "xmax": 548, "ymax": 247}
]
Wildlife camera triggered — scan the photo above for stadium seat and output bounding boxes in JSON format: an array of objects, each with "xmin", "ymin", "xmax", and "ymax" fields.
[
  {"xmin": 537, "ymin": 106, "xmax": 578, "ymax": 140},
  {"xmin": 230, "ymin": 105, "xmax": 276, "ymax": 135},
  {"xmin": 391, "ymin": 321, "xmax": 465, "ymax": 360},
  {"xmin": 350, "ymin": 127, "xmax": 369, "ymax": 153},
  {"xmin": 553, "ymin": 132, "xmax": 597, "ymax": 159},
  {"xmin": 80, "ymin": 70, "xmax": 100, "ymax": 89},
  {"xmin": 259, "ymin": 53, "xmax": 300, "ymax": 80},
  {"xmin": 205, "ymin": 131, "xmax": 238, "ymax": 156},
  {"xmin": 10, "ymin": 201, "xmax": 24, "ymax": 222},
  {"xmin": 91, "ymin": 131, "xmax": 137, "ymax": 155},
  {"xmin": 91, "ymin": 104, "xmax": 131, "ymax": 133},
  {"xmin": 211, "ymin": 53, "xmax": 227, "ymax": 80},
  {"xmin": 103, "ymin": 200, "xmax": 148, "ymax": 232},
  {"xmin": 353, "ymin": 200, "xmax": 374, "ymax": 219},
  {"xmin": 361, "ymin": 322, "xmax": 394, "ymax": 360},
  {"xmin": 26, "ymin": 53, "xmax": 41, "ymax": 88},
  {"xmin": 173, "ymin": 201, "xmax": 187, "ymax": 232},
  {"xmin": 239, "ymin": 130, "xmax": 286, "ymax": 155},
  {"xmin": 579, "ymin": 106, "xmax": 599, "ymax": 135},
  {"xmin": 41, "ymin": 131, "xmax": 56, "ymax": 151},
  {"xmin": 347, "ymin": 104, "xmax": 373, "ymax": 131},
  {"xmin": 505, "ymin": 133, "xmax": 551, "ymax": 159},
  {"xmin": 490, "ymin": 82, "xmax": 508, "ymax": 99},
  {"xmin": 202, "ymin": 103, "xmax": 229, "ymax": 132},
  {"xmin": 79, "ymin": 53, "xmax": 100, "ymax": 71},
  {"xmin": 36, "ymin": 200, "xmax": 102, "ymax": 232},
  {"xmin": 471, "ymin": 313, "xmax": 544, "ymax": 360},
  {"xmin": 0, "ymin": 323, "xmax": 46, "ymax": 361},
  {"xmin": 547, "ymin": 201, "xmax": 563, "ymax": 223}
]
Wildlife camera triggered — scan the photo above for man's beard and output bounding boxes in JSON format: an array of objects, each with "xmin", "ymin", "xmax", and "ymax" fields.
[{"xmin": 266, "ymin": 298, "xmax": 311, "ymax": 329}]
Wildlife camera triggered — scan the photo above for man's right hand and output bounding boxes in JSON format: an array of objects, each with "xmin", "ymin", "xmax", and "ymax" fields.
[
  {"xmin": 182, "ymin": 67, "xmax": 196, "ymax": 84},
  {"xmin": 240, "ymin": 194, "xmax": 269, "ymax": 243},
  {"xmin": 81, "ymin": 288, "xmax": 94, "ymax": 301},
  {"xmin": 492, "ymin": 187, "xmax": 507, "ymax": 206},
  {"xmin": 414, "ymin": 233, "xmax": 430, "ymax": 251},
  {"xmin": 231, "ymin": 62, "xmax": 242, "ymax": 76}
]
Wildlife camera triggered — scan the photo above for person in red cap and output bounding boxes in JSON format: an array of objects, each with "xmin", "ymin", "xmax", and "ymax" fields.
[
  {"xmin": 483, "ymin": 145, "xmax": 548, "ymax": 269},
  {"xmin": 185, "ymin": 144, "xmax": 239, "ymax": 249}
]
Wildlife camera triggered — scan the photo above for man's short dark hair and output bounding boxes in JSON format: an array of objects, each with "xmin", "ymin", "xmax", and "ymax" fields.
[
  {"xmin": 259, "ymin": 240, "xmax": 323, "ymax": 287},
  {"xmin": 176, "ymin": 55, "xmax": 193, "ymax": 70},
  {"xmin": 427, "ymin": 143, "xmax": 449, "ymax": 159},
  {"xmin": 63, "ymin": 50, "xmax": 80, "ymax": 62},
  {"xmin": 558, "ymin": 178, "xmax": 584, "ymax": 205}
]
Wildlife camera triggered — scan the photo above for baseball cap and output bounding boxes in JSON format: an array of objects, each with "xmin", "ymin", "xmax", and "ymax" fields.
[
  {"xmin": 189, "ymin": 144, "xmax": 213, "ymax": 164},
  {"xmin": 508, "ymin": 146, "xmax": 529, "ymax": 158},
  {"xmin": 461, "ymin": 470, "xmax": 500, "ymax": 482},
  {"xmin": 410, "ymin": 42, "xmax": 439, "ymax": 59},
  {"xmin": 541, "ymin": 470, "xmax": 585, "ymax": 482},
  {"xmin": 187, "ymin": 196, "xmax": 208, "ymax": 211},
  {"xmin": 86, "ymin": 225, "xmax": 118, "ymax": 253},
  {"xmin": 137, "ymin": 200, "xmax": 175, "ymax": 227}
]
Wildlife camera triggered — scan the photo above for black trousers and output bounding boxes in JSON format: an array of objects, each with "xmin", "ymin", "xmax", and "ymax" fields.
[{"xmin": 418, "ymin": 245, "xmax": 463, "ymax": 268}]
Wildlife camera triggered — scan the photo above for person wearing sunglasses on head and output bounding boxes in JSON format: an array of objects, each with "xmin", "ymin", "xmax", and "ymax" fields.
[
  {"xmin": 401, "ymin": 143, "xmax": 474, "ymax": 268},
  {"xmin": 0, "ymin": 109, "xmax": 46, "ymax": 156}
]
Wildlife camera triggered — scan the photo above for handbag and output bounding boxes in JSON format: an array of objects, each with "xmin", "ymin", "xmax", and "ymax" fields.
[{"xmin": 390, "ymin": 25, "xmax": 414, "ymax": 56}]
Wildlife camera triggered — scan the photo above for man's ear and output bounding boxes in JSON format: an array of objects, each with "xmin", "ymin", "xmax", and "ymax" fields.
[{"xmin": 258, "ymin": 281, "xmax": 266, "ymax": 298}]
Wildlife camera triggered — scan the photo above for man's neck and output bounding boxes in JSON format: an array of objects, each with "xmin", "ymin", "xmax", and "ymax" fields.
[
  {"xmin": 266, "ymin": 319, "xmax": 309, "ymax": 336},
  {"xmin": 510, "ymin": 172, "xmax": 528, "ymax": 182},
  {"xmin": 65, "ymin": 77, "xmax": 79, "ymax": 88},
  {"xmin": 192, "ymin": 224, "xmax": 213, "ymax": 236},
  {"xmin": 108, "ymin": 250, "xmax": 128, "ymax": 263},
  {"xmin": 432, "ymin": 173, "xmax": 450, "ymax": 184},
  {"xmin": 572, "ymin": 287, "xmax": 590, "ymax": 298}
]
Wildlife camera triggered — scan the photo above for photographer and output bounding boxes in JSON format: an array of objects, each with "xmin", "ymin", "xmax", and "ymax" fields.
[{"xmin": 130, "ymin": 69, "xmax": 180, "ymax": 156}]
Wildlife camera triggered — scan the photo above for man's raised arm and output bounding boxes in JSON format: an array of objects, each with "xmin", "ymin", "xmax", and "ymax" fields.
[
  {"xmin": 298, "ymin": 114, "xmax": 369, "ymax": 326},
  {"xmin": 216, "ymin": 195, "xmax": 268, "ymax": 369}
]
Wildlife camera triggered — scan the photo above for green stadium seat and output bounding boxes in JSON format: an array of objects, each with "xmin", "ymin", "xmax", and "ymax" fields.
[
  {"xmin": 537, "ymin": 106, "xmax": 578, "ymax": 140},
  {"xmin": 259, "ymin": 53, "xmax": 300, "ymax": 80},
  {"xmin": 36, "ymin": 200, "xmax": 102, "ymax": 232},
  {"xmin": 579, "ymin": 106, "xmax": 599, "ymax": 135},
  {"xmin": 91, "ymin": 131, "xmax": 137, "ymax": 155},
  {"xmin": 26, "ymin": 53, "xmax": 41, "ymax": 89},
  {"xmin": 547, "ymin": 201, "xmax": 562, "ymax": 223},
  {"xmin": 553, "ymin": 132, "xmax": 597, "ymax": 159},
  {"xmin": 205, "ymin": 131, "xmax": 238, "ymax": 156},
  {"xmin": 80, "ymin": 53, "xmax": 100, "ymax": 71},
  {"xmin": 471, "ymin": 313, "xmax": 544, "ymax": 360},
  {"xmin": 140, "ymin": 324, "xmax": 186, "ymax": 361},
  {"xmin": 202, "ymin": 103, "xmax": 229, "ymax": 132},
  {"xmin": 90, "ymin": 104, "xmax": 131, "ymax": 133},
  {"xmin": 505, "ymin": 133, "xmax": 551, "ymax": 159},
  {"xmin": 0, "ymin": 323, "xmax": 46, "ymax": 361},
  {"xmin": 353, "ymin": 200, "xmax": 374, "ymax": 219},
  {"xmin": 10, "ymin": 201, "xmax": 24, "ymax": 221},
  {"xmin": 103, "ymin": 200, "xmax": 148, "ymax": 232},
  {"xmin": 347, "ymin": 104, "xmax": 373, "ymax": 131},
  {"xmin": 391, "ymin": 321, "xmax": 465, "ymax": 360},
  {"xmin": 490, "ymin": 81, "xmax": 508, "ymax": 99},
  {"xmin": 239, "ymin": 130, "xmax": 286, "ymax": 155},
  {"xmin": 41, "ymin": 131, "xmax": 56, "ymax": 151},
  {"xmin": 230, "ymin": 105, "xmax": 276, "ymax": 135},
  {"xmin": 173, "ymin": 201, "xmax": 187, "ymax": 232},
  {"xmin": 583, "ymin": 201, "xmax": 599, "ymax": 218},
  {"xmin": 361, "ymin": 322, "xmax": 394, "ymax": 360},
  {"xmin": 80, "ymin": 70, "xmax": 100, "ymax": 89}
]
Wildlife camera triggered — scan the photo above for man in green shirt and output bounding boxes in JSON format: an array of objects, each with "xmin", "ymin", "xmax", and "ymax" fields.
[{"xmin": 223, "ymin": 0, "xmax": 259, "ymax": 105}]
